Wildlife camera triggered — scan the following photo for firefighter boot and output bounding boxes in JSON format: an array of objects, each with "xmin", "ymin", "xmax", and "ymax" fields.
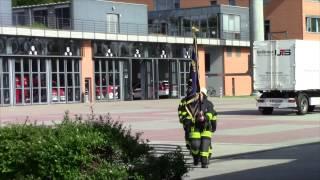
[
  {"xmin": 193, "ymin": 155, "xmax": 200, "ymax": 166},
  {"xmin": 201, "ymin": 157, "xmax": 209, "ymax": 168}
]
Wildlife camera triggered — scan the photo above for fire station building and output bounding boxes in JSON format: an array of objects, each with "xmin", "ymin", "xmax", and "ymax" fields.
[{"xmin": 0, "ymin": 0, "xmax": 251, "ymax": 106}]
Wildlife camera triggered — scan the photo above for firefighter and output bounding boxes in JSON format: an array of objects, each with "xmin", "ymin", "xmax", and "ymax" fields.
[
  {"xmin": 189, "ymin": 88, "xmax": 217, "ymax": 168},
  {"xmin": 178, "ymin": 80, "xmax": 194, "ymax": 150}
]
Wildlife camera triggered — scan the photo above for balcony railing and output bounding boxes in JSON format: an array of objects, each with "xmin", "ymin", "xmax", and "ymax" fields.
[{"xmin": 0, "ymin": 13, "xmax": 249, "ymax": 40}]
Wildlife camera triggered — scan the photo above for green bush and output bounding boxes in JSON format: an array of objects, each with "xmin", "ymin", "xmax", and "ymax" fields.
[{"xmin": 0, "ymin": 112, "xmax": 188, "ymax": 179}]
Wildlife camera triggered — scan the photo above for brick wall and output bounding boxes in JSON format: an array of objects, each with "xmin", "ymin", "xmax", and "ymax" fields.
[{"xmin": 264, "ymin": 0, "xmax": 304, "ymax": 40}]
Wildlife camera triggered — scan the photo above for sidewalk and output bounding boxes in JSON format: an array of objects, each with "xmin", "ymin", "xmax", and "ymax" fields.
[{"xmin": 1, "ymin": 97, "xmax": 319, "ymax": 179}]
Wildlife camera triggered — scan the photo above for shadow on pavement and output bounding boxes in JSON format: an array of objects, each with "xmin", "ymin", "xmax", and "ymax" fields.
[
  {"xmin": 200, "ymin": 142, "xmax": 320, "ymax": 180},
  {"xmin": 218, "ymin": 109, "xmax": 320, "ymax": 116}
]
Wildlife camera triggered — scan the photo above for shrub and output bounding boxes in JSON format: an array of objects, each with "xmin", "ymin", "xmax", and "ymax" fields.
[{"xmin": 0, "ymin": 112, "xmax": 188, "ymax": 179}]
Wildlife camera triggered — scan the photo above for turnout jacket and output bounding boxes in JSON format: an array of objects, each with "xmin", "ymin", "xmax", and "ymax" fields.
[{"xmin": 178, "ymin": 93, "xmax": 217, "ymax": 133}]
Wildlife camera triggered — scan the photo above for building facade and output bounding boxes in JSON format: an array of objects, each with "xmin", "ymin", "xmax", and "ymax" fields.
[
  {"xmin": 0, "ymin": 0, "xmax": 251, "ymax": 106},
  {"xmin": 264, "ymin": 0, "xmax": 320, "ymax": 40}
]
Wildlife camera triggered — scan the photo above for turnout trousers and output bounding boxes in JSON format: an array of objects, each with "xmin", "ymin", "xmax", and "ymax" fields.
[{"xmin": 190, "ymin": 129, "xmax": 212, "ymax": 166}]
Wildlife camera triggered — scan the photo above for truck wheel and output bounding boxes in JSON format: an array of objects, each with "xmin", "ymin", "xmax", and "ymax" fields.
[
  {"xmin": 296, "ymin": 94, "xmax": 309, "ymax": 115},
  {"xmin": 308, "ymin": 105, "xmax": 315, "ymax": 112},
  {"xmin": 259, "ymin": 107, "xmax": 273, "ymax": 115}
]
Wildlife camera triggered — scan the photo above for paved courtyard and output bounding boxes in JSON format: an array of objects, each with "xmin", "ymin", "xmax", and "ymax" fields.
[{"xmin": 1, "ymin": 97, "xmax": 320, "ymax": 179}]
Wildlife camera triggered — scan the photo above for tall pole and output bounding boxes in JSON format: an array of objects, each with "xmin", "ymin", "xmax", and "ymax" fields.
[{"xmin": 250, "ymin": 0, "xmax": 264, "ymax": 95}]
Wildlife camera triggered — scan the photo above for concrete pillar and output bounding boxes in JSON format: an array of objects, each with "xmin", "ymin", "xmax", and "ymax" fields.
[
  {"xmin": 250, "ymin": 0, "xmax": 264, "ymax": 95},
  {"xmin": 198, "ymin": 46, "xmax": 206, "ymax": 89},
  {"xmin": 0, "ymin": 0, "xmax": 12, "ymax": 26},
  {"xmin": 81, "ymin": 40, "xmax": 94, "ymax": 103},
  {"xmin": 250, "ymin": 0, "xmax": 265, "ymax": 41}
]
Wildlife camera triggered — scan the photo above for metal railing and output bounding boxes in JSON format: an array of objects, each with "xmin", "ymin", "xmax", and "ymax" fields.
[{"xmin": 0, "ymin": 13, "xmax": 249, "ymax": 40}]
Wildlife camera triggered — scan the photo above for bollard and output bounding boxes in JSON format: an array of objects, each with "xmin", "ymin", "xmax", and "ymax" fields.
[{"xmin": 219, "ymin": 87, "xmax": 223, "ymax": 98}]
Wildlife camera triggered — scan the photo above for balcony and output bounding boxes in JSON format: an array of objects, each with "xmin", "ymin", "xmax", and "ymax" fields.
[{"xmin": 0, "ymin": 13, "xmax": 249, "ymax": 46}]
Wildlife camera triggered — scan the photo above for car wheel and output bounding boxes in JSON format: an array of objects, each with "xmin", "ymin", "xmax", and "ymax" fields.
[{"xmin": 296, "ymin": 94, "xmax": 309, "ymax": 115}]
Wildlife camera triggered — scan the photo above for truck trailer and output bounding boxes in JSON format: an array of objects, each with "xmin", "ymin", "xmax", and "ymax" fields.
[{"xmin": 253, "ymin": 40, "xmax": 320, "ymax": 115}]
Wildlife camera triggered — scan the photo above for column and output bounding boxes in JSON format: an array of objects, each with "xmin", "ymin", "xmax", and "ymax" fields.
[{"xmin": 81, "ymin": 40, "xmax": 94, "ymax": 102}]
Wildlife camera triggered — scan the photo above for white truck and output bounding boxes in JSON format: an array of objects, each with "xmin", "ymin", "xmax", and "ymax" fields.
[{"xmin": 253, "ymin": 40, "xmax": 320, "ymax": 115}]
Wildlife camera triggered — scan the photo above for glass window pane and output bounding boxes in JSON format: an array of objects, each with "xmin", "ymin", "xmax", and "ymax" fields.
[
  {"xmin": 67, "ymin": 61, "xmax": 72, "ymax": 72},
  {"xmin": 59, "ymin": 60, "xmax": 65, "ymax": 72},
  {"xmin": 96, "ymin": 87, "xmax": 101, "ymax": 100},
  {"xmin": 229, "ymin": 15, "xmax": 235, "ymax": 31},
  {"xmin": 180, "ymin": 62, "xmax": 184, "ymax": 72},
  {"xmin": 67, "ymin": 74, "xmax": 73, "ymax": 86},
  {"xmin": 180, "ymin": 75, "xmax": 185, "ymax": 85},
  {"xmin": 52, "ymin": 73, "xmax": 58, "ymax": 87},
  {"xmin": 32, "ymin": 60, "xmax": 38, "ymax": 72},
  {"xmin": 75, "ymin": 74, "xmax": 80, "ymax": 86},
  {"xmin": 40, "ymin": 74, "xmax": 46, "ymax": 87},
  {"xmin": 2, "ymin": 60, "xmax": 9, "ymax": 72},
  {"xmin": 23, "ymin": 60, "xmax": 29, "ymax": 72},
  {"xmin": 186, "ymin": 62, "xmax": 190, "ymax": 71},
  {"xmin": 108, "ymin": 73, "xmax": 114, "ymax": 85},
  {"xmin": 52, "ymin": 60, "xmax": 57, "ymax": 72},
  {"xmin": 115, "ymin": 73, "xmax": 120, "ymax": 86},
  {"xmin": 41, "ymin": 88, "xmax": 47, "ymax": 102},
  {"xmin": 311, "ymin": 18, "xmax": 317, "ymax": 32},
  {"xmin": 235, "ymin": 16, "xmax": 240, "ymax": 32},
  {"xmin": 24, "ymin": 74, "xmax": 30, "ymax": 87},
  {"xmin": 40, "ymin": 60, "xmax": 46, "ymax": 72},
  {"xmin": 60, "ymin": 88, "xmax": 66, "ymax": 102},
  {"xmin": 3, "ymin": 74, "xmax": 9, "ymax": 88},
  {"xmin": 59, "ymin": 74, "xmax": 65, "ymax": 86},
  {"xmin": 15, "ymin": 74, "xmax": 21, "ymax": 88},
  {"xmin": 75, "ymin": 88, "xmax": 80, "ymax": 101},
  {"xmin": 115, "ymin": 61, "xmax": 119, "ymax": 72},
  {"xmin": 15, "ymin": 61, "xmax": 21, "ymax": 72},
  {"xmin": 24, "ymin": 89, "xmax": 30, "ymax": 103},
  {"xmin": 223, "ymin": 14, "xmax": 229, "ymax": 31},
  {"xmin": 95, "ymin": 60, "xmax": 100, "ymax": 72},
  {"xmin": 95, "ymin": 73, "xmax": 100, "ymax": 86},
  {"xmin": 52, "ymin": 88, "xmax": 58, "ymax": 102},
  {"xmin": 102, "ymin": 74, "xmax": 107, "ymax": 86},
  {"xmin": 33, "ymin": 89, "xmax": 39, "ymax": 103},
  {"xmin": 74, "ymin": 61, "xmax": 79, "ymax": 72},
  {"xmin": 67, "ymin": 88, "xmax": 73, "ymax": 101},
  {"xmin": 101, "ymin": 61, "xmax": 106, "ymax": 72},
  {"xmin": 32, "ymin": 74, "xmax": 39, "ymax": 87},
  {"xmin": 4, "ymin": 89, "xmax": 10, "ymax": 104},
  {"xmin": 108, "ymin": 61, "xmax": 113, "ymax": 72},
  {"xmin": 102, "ymin": 87, "xmax": 108, "ymax": 100},
  {"xmin": 181, "ymin": 85, "xmax": 185, "ymax": 97},
  {"xmin": 16, "ymin": 89, "xmax": 22, "ymax": 104}
]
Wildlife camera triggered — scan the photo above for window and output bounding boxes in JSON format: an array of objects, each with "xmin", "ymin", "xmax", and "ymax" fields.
[
  {"xmin": 229, "ymin": 0, "xmax": 236, "ymax": 5},
  {"xmin": 226, "ymin": 47, "xmax": 232, "ymax": 57},
  {"xmin": 211, "ymin": 0, "xmax": 217, "ymax": 5},
  {"xmin": 106, "ymin": 13, "xmax": 119, "ymax": 34},
  {"xmin": 174, "ymin": 2, "xmax": 180, "ymax": 9},
  {"xmin": 223, "ymin": 14, "xmax": 240, "ymax": 32},
  {"xmin": 205, "ymin": 53, "xmax": 211, "ymax": 72},
  {"xmin": 306, "ymin": 17, "xmax": 320, "ymax": 32},
  {"xmin": 264, "ymin": 20, "xmax": 270, "ymax": 40}
]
